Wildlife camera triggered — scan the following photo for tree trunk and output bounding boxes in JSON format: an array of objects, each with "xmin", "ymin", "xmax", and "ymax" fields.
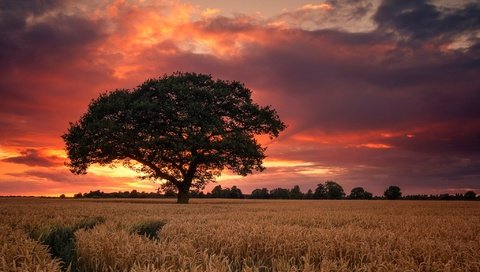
[{"xmin": 177, "ymin": 186, "xmax": 190, "ymax": 204}]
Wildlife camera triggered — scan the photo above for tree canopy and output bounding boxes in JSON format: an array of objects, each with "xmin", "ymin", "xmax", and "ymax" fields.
[
  {"xmin": 62, "ymin": 72, "xmax": 286, "ymax": 203},
  {"xmin": 349, "ymin": 187, "xmax": 373, "ymax": 199},
  {"xmin": 384, "ymin": 185, "xmax": 402, "ymax": 200},
  {"xmin": 313, "ymin": 181, "xmax": 345, "ymax": 199}
]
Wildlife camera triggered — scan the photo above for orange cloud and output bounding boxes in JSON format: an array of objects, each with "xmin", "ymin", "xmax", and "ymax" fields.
[
  {"xmin": 354, "ymin": 143, "xmax": 393, "ymax": 149},
  {"xmin": 299, "ymin": 3, "xmax": 333, "ymax": 11}
]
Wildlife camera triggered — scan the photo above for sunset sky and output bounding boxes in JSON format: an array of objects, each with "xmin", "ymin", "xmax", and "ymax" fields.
[{"xmin": 1, "ymin": 0, "xmax": 479, "ymax": 196}]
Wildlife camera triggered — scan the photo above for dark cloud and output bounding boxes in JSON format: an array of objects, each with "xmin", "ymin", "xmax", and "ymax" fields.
[
  {"xmin": 0, "ymin": 1, "xmax": 115, "ymax": 147},
  {"xmin": 273, "ymin": 0, "xmax": 376, "ymax": 32},
  {"xmin": 198, "ymin": 15, "xmax": 256, "ymax": 33},
  {"xmin": 0, "ymin": 0, "xmax": 65, "ymax": 14},
  {"xmin": 374, "ymin": 0, "xmax": 480, "ymax": 44},
  {"xmin": 2, "ymin": 149, "xmax": 62, "ymax": 167},
  {"xmin": 8, "ymin": 169, "xmax": 94, "ymax": 184}
]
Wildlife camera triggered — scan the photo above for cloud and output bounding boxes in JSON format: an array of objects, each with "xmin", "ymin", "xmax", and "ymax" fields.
[
  {"xmin": 0, "ymin": 171, "xmax": 152, "ymax": 196},
  {"xmin": 2, "ymin": 149, "xmax": 63, "ymax": 167},
  {"xmin": 272, "ymin": 0, "xmax": 377, "ymax": 32},
  {"xmin": 374, "ymin": 0, "xmax": 480, "ymax": 47}
]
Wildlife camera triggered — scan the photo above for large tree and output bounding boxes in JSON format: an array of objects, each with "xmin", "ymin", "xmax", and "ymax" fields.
[{"xmin": 62, "ymin": 72, "xmax": 286, "ymax": 203}]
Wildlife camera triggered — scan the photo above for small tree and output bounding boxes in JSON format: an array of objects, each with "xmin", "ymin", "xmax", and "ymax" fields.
[
  {"xmin": 464, "ymin": 191, "xmax": 477, "ymax": 200},
  {"xmin": 324, "ymin": 181, "xmax": 345, "ymax": 199},
  {"xmin": 289, "ymin": 185, "xmax": 304, "ymax": 199},
  {"xmin": 63, "ymin": 72, "xmax": 285, "ymax": 204},
  {"xmin": 349, "ymin": 187, "xmax": 373, "ymax": 199},
  {"xmin": 162, "ymin": 187, "xmax": 177, "ymax": 197},
  {"xmin": 384, "ymin": 185, "xmax": 402, "ymax": 200},
  {"xmin": 211, "ymin": 185, "xmax": 224, "ymax": 198},
  {"xmin": 305, "ymin": 189, "xmax": 314, "ymax": 199},
  {"xmin": 251, "ymin": 188, "xmax": 269, "ymax": 199},
  {"xmin": 270, "ymin": 188, "xmax": 290, "ymax": 199},
  {"xmin": 230, "ymin": 186, "xmax": 244, "ymax": 199},
  {"xmin": 313, "ymin": 183, "xmax": 327, "ymax": 199},
  {"xmin": 73, "ymin": 193, "xmax": 83, "ymax": 198}
]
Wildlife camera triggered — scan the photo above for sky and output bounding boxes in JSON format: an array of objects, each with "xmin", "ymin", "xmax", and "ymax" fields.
[{"xmin": 0, "ymin": 0, "xmax": 479, "ymax": 197}]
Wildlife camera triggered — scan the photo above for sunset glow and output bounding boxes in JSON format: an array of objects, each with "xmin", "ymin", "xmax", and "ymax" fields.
[{"xmin": 1, "ymin": 0, "xmax": 479, "ymax": 196}]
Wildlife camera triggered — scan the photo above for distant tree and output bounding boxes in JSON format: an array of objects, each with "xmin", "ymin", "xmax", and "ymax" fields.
[
  {"xmin": 84, "ymin": 190, "xmax": 104, "ymax": 198},
  {"xmin": 324, "ymin": 181, "xmax": 345, "ymax": 199},
  {"xmin": 211, "ymin": 185, "xmax": 224, "ymax": 198},
  {"xmin": 305, "ymin": 189, "xmax": 314, "ymax": 199},
  {"xmin": 364, "ymin": 191, "xmax": 373, "ymax": 199},
  {"xmin": 209, "ymin": 185, "xmax": 243, "ymax": 198},
  {"xmin": 62, "ymin": 72, "xmax": 286, "ymax": 204},
  {"xmin": 162, "ymin": 187, "xmax": 177, "ymax": 197},
  {"xmin": 230, "ymin": 186, "xmax": 244, "ymax": 199},
  {"xmin": 464, "ymin": 191, "xmax": 477, "ymax": 200},
  {"xmin": 73, "ymin": 193, "xmax": 83, "ymax": 198},
  {"xmin": 59, "ymin": 194, "xmax": 66, "ymax": 199},
  {"xmin": 289, "ymin": 185, "xmax": 304, "ymax": 199},
  {"xmin": 130, "ymin": 190, "xmax": 140, "ymax": 198},
  {"xmin": 251, "ymin": 188, "xmax": 269, "ymax": 199},
  {"xmin": 270, "ymin": 188, "xmax": 290, "ymax": 199},
  {"xmin": 439, "ymin": 193, "xmax": 452, "ymax": 200},
  {"xmin": 313, "ymin": 183, "xmax": 327, "ymax": 199},
  {"xmin": 349, "ymin": 187, "xmax": 373, "ymax": 199},
  {"xmin": 189, "ymin": 189, "xmax": 205, "ymax": 198},
  {"xmin": 384, "ymin": 186, "xmax": 402, "ymax": 200}
]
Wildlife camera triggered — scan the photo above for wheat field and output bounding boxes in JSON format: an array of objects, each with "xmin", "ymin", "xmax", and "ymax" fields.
[{"xmin": 1, "ymin": 198, "xmax": 479, "ymax": 272}]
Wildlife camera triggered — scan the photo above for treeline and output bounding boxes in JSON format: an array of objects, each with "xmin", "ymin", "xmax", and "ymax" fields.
[
  {"xmin": 72, "ymin": 182, "xmax": 479, "ymax": 200},
  {"xmin": 73, "ymin": 190, "xmax": 163, "ymax": 199}
]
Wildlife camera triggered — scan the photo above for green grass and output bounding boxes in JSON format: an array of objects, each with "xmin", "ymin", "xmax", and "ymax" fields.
[
  {"xmin": 130, "ymin": 219, "xmax": 165, "ymax": 240},
  {"xmin": 28, "ymin": 216, "xmax": 105, "ymax": 271}
]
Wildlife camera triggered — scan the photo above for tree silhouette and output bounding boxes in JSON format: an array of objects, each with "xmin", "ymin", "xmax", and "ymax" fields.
[
  {"xmin": 384, "ymin": 185, "xmax": 402, "ymax": 200},
  {"xmin": 464, "ymin": 191, "xmax": 477, "ymax": 200},
  {"xmin": 230, "ymin": 186, "xmax": 244, "ymax": 199},
  {"xmin": 349, "ymin": 187, "xmax": 373, "ymax": 199},
  {"xmin": 270, "ymin": 188, "xmax": 290, "ymax": 199},
  {"xmin": 289, "ymin": 185, "xmax": 304, "ymax": 199},
  {"xmin": 312, "ymin": 181, "xmax": 345, "ymax": 199},
  {"xmin": 62, "ymin": 72, "xmax": 285, "ymax": 203},
  {"xmin": 324, "ymin": 181, "xmax": 345, "ymax": 199},
  {"xmin": 251, "ymin": 188, "xmax": 269, "ymax": 199},
  {"xmin": 305, "ymin": 189, "xmax": 314, "ymax": 199},
  {"xmin": 313, "ymin": 183, "xmax": 327, "ymax": 199}
]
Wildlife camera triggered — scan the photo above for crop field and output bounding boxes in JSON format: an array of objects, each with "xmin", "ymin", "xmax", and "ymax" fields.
[{"xmin": 1, "ymin": 198, "xmax": 479, "ymax": 272}]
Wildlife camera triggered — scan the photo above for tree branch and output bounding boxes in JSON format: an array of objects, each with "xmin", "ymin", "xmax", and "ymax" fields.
[{"xmin": 130, "ymin": 156, "xmax": 180, "ymax": 186}]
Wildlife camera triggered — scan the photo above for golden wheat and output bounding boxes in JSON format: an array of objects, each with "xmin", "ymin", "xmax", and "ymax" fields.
[
  {"xmin": 1, "ymin": 198, "xmax": 479, "ymax": 271},
  {"xmin": 0, "ymin": 224, "xmax": 62, "ymax": 272}
]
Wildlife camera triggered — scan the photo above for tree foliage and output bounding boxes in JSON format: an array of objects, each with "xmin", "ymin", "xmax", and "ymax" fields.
[
  {"xmin": 289, "ymin": 185, "xmax": 304, "ymax": 199},
  {"xmin": 384, "ymin": 185, "xmax": 402, "ymax": 200},
  {"xmin": 251, "ymin": 188, "xmax": 269, "ymax": 199},
  {"xmin": 313, "ymin": 183, "xmax": 327, "ymax": 199},
  {"xmin": 62, "ymin": 72, "xmax": 286, "ymax": 203},
  {"xmin": 313, "ymin": 181, "xmax": 345, "ymax": 199},
  {"xmin": 464, "ymin": 191, "xmax": 477, "ymax": 200},
  {"xmin": 208, "ymin": 185, "xmax": 244, "ymax": 198},
  {"xmin": 269, "ymin": 188, "xmax": 290, "ymax": 199},
  {"xmin": 349, "ymin": 187, "xmax": 373, "ymax": 199}
]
